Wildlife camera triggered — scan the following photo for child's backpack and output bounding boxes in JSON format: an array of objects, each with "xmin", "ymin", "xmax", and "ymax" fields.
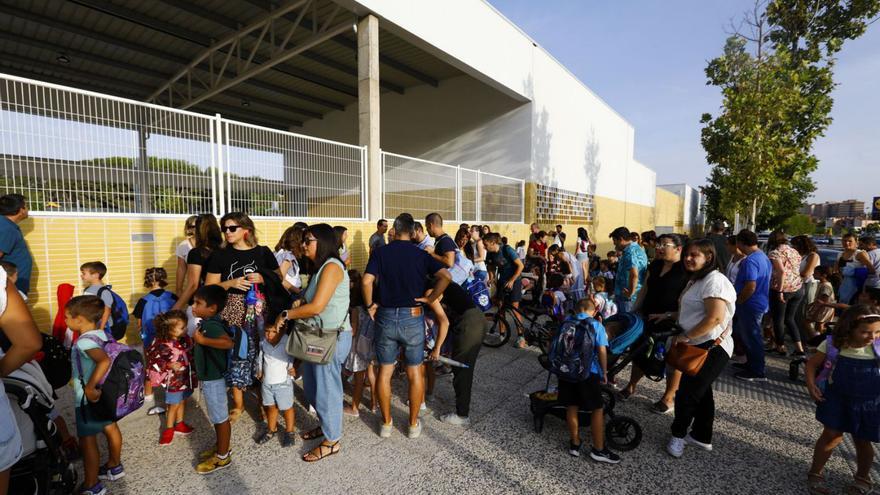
[
  {"xmin": 449, "ymin": 249, "xmax": 475, "ymax": 286},
  {"xmin": 540, "ymin": 291, "xmax": 566, "ymax": 322},
  {"xmin": 139, "ymin": 291, "xmax": 176, "ymax": 347},
  {"xmin": 464, "ymin": 277, "xmax": 491, "ymax": 312},
  {"xmin": 547, "ymin": 317, "xmax": 596, "ymax": 382},
  {"xmin": 0, "ymin": 331, "xmax": 71, "ymax": 390},
  {"xmin": 97, "ymin": 285, "xmax": 130, "ymax": 341},
  {"xmin": 74, "ymin": 334, "xmax": 145, "ymax": 421},
  {"xmin": 815, "ymin": 335, "xmax": 880, "ymax": 393}
]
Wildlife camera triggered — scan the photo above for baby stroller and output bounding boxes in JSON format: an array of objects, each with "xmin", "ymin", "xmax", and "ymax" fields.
[
  {"xmin": 4, "ymin": 361, "xmax": 77, "ymax": 495},
  {"xmin": 528, "ymin": 313, "xmax": 648, "ymax": 451}
]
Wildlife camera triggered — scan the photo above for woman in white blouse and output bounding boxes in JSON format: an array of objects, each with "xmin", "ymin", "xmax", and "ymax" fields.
[{"xmin": 665, "ymin": 239, "xmax": 736, "ymax": 459}]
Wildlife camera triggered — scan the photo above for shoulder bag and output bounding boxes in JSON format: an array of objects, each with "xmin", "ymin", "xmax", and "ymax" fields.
[
  {"xmin": 666, "ymin": 323, "xmax": 730, "ymax": 376},
  {"xmin": 286, "ymin": 314, "xmax": 348, "ymax": 365}
]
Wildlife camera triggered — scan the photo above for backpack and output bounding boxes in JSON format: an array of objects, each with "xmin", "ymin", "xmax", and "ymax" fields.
[
  {"xmin": 547, "ymin": 317, "xmax": 597, "ymax": 382},
  {"xmin": 464, "ymin": 277, "xmax": 491, "ymax": 312},
  {"xmin": 438, "ymin": 234, "xmax": 474, "ymax": 285},
  {"xmin": 0, "ymin": 332, "xmax": 71, "ymax": 390},
  {"xmin": 74, "ymin": 334, "xmax": 145, "ymax": 422},
  {"xmin": 97, "ymin": 286, "xmax": 130, "ymax": 341},
  {"xmin": 139, "ymin": 291, "xmax": 176, "ymax": 348},
  {"xmin": 815, "ymin": 335, "xmax": 880, "ymax": 393}
]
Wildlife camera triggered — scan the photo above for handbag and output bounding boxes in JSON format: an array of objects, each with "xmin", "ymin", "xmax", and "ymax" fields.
[
  {"xmin": 285, "ymin": 315, "xmax": 347, "ymax": 365},
  {"xmin": 666, "ymin": 323, "xmax": 731, "ymax": 377}
]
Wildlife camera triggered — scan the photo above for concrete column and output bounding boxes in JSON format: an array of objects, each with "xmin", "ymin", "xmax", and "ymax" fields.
[{"xmin": 358, "ymin": 15, "xmax": 381, "ymax": 220}]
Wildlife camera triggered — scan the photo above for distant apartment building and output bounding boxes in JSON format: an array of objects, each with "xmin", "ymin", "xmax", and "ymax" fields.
[{"xmin": 802, "ymin": 200, "xmax": 866, "ymax": 219}]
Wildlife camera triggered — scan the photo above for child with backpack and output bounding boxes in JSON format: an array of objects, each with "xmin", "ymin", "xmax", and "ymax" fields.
[
  {"xmin": 591, "ymin": 277, "xmax": 617, "ymax": 322},
  {"xmin": 146, "ymin": 310, "xmax": 195, "ymax": 446},
  {"xmin": 548, "ymin": 297, "xmax": 620, "ymax": 464},
  {"xmin": 65, "ymin": 295, "xmax": 126, "ymax": 495},
  {"xmin": 191, "ymin": 285, "xmax": 233, "ymax": 475},
  {"xmin": 805, "ymin": 304, "xmax": 880, "ymax": 495},
  {"xmin": 133, "ymin": 267, "xmax": 178, "ymax": 414},
  {"xmin": 80, "ymin": 262, "xmax": 129, "ymax": 341}
]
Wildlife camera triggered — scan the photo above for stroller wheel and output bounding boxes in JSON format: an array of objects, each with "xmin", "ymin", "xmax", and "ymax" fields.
[
  {"xmin": 605, "ymin": 416, "xmax": 642, "ymax": 452},
  {"xmin": 600, "ymin": 387, "xmax": 616, "ymax": 413}
]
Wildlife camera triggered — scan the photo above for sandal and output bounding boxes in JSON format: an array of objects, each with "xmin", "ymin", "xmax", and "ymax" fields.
[
  {"xmin": 807, "ymin": 471, "xmax": 830, "ymax": 495},
  {"xmin": 846, "ymin": 475, "xmax": 874, "ymax": 495},
  {"xmin": 302, "ymin": 440, "xmax": 340, "ymax": 462},
  {"xmin": 300, "ymin": 427, "xmax": 324, "ymax": 440}
]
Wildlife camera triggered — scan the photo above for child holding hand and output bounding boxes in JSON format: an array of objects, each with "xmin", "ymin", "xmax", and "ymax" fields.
[
  {"xmin": 805, "ymin": 304, "xmax": 880, "ymax": 495},
  {"xmin": 146, "ymin": 309, "xmax": 196, "ymax": 446}
]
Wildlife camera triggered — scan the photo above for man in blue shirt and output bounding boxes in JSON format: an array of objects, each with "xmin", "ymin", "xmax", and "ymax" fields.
[
  {"xmin": 0, "ymin": 194, "xmax": 33, "ymax": 295},
  {"xmin": 609, "ymin": 227, "xmax": 647, "ymax": 313},
  {"xmin": 733, "ymin": 229, "xmax": 772, "ymax": 382},
  {"xmin": 363, "ymin": 213, "xmax": 451, "ymax": 440}
]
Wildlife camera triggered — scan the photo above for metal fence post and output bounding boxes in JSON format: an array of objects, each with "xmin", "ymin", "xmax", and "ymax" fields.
[
  {"xmin": 214, "ymin": 114, "xmax": 226, "ymax": 216},
  {"xmin": 476, "ymin": 171, "xmax": 482, "ymax": 223},
  {"xmin": 456, "ymin": 165, "xmax": 462, "ymax": 223},
  {"xmin": 520, "ymin": 179, "xmax": 526, "ymax": 224}
]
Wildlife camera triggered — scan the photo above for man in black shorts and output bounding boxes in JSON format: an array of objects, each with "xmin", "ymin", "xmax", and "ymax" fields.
[{"xmin": 484, "ymin": 233, "xmax": 527, "ymax": 348}]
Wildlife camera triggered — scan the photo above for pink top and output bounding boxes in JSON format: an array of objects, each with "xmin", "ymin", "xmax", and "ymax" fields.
[{"xmin": 769, "ymin": 244, "xmax": 803, "ymax": 293}]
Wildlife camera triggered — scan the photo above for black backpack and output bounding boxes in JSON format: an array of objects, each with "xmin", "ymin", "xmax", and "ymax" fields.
[{"xmin": 0, "ymin": 331, "xmax": 72, "ymax": 389}]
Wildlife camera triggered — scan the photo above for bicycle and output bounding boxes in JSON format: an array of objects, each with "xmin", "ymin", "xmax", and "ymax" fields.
[{"xmin": 482, "ymin": 288, "xmax": 558, "ymax": 352}]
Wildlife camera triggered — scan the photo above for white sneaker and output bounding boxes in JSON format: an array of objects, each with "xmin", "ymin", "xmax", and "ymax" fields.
[
  {"xmin": 684, "ymin": 434, "xmax": 713, "ymax": 451},
  {"xmin": 408, "ymin": 420, "xmax": 422, "ymax": 439},
  {"xmin": 440, "ymin": 413, "xmax": 470, "ymax": 426},
  {"xmin": 666, "ymin": 437, "xmax": 685, "ymax": 458},
  {"xmin": 405, "ymin": 400, "xmax": 428, "ymax": 417},
  {"xmin": 147, "ymin": 405, "xmax": 165, "ymax": 416},
  {"xmin": 379, "ymin": 421, "xmax": 393, "ymax": 438}
]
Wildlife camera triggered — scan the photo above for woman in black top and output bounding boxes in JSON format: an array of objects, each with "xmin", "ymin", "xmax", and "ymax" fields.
[
  {"xmin": 620, "ymin": 234, "xmax": 689, "ymax": 415},
  {"xmin": 205, "ymin": 212, "xmax": 280, "ymax": 422},
  {"xmin": 173, "ymin": 214, "xmax": 222, "ymax": 312}
]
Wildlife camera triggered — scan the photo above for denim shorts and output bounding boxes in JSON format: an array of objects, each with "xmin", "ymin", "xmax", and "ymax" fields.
[
  {"xmin": 261, "ymin": 380, "xmax": 294, "ymax": 411},
  {"xmin": 166, "ymin": 389, "xmax": 193, "ymax": 405},
  {"xmin": 201, "ymin": 379, "xmax": 228, "ymax": 424},
  {"xmin": 374, "ymin": 308, "xmax": 425, "ymax": 366}
]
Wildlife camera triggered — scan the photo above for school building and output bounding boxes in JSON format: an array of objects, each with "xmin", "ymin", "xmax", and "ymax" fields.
[{"xmin": 0, "ymin": 0, "xmax": 692, "ymax": 331}]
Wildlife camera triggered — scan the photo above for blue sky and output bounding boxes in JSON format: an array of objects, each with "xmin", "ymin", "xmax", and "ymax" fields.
[{"xmin": 489, "ymin": 0, "xmax": 880, "ymax": 207}]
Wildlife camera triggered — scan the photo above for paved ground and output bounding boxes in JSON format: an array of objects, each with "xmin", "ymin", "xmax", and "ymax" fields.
[{"xmin": 56, "ymin": 343, "xmax": 876, "ymax": 495}]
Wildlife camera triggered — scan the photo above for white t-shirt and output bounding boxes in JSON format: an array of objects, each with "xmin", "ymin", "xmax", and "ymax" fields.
[
  {"xmin": 865, "ymin": 248, "xmax": 880, "ymax": 289},
  {"xmin": 258, "ymin": 335, "xmax": 293, "ymax": 385},
  {"xmin": 175, "ymin": 239, "xmax": 193, "ymax": 261},
  {"xmin": 677, "ymin": 270, "xmax": 736, "ymax": 357},
  {"xmin": 725, "ymin": 257, "xmax": 743, "ymax": 285},
  {"xmin": 274, "ymin": 249, "xmax": 301, "ymax": 289}
]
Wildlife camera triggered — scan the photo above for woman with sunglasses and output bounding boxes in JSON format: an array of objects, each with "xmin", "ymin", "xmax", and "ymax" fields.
[
  {"xmin": 279, "ymin": 224, "xmax": 351, "ymax": 462},
  {"xmin": 175, "ymin": 215, "xmax": 198, "ymax": 296},
  {"xmin": 205, "ymin": 212, "xmax": 280, "ymax": 423}
]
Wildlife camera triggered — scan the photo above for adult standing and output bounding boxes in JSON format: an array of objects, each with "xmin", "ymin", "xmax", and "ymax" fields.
[
  {"xmin": 0, "ymin": 194, "xmax": 33, "ymax": 296},
  {"xmin": 0, "ymin": 266, "xmax": 43, "ymax": 493},
  {"xmin": 641, "ymin": 230, "xmax": 658, "ymax": 263},
  {"xmin": 666, "ymin": 239, "xmax": 736, "ymax": 458},
  {"xmin": 425, "ymin": 213, "xmax": 457, "ymax": 270},
  {"xmin": 436, "ymin": 282, "xmax": 487, "ymax": 426},
  {"xmin": 575, "ymin": 228, "xmax": 591, "ymax": 280},
  {"xmin": 707, "ymin": 220, "xmax": 731, "ymax": 270},
  {"xmin": 205, "ymin": 212, "xmax": 280, "ymax": 422},
  {"xmin": 334, "ymin": 226, "xmax": 351, "ymax": 269},
  {"xmin": 173, "ymin": 214, "xmax": 222, "ymax": 332},
  {"xmin": 621, "ymin": 234, "xmax": 689, "ymax": 414},
  {"xmin": 283, "ymin": 224, "xmax": 351, "ymax": 462},
  {"xmin": 859, "ymin": 235, "xmax": 880, "ymax": 292},
  {"xmin": 413, "ymin": 222, "xmax": 434, "ymax": 251},
  {"xmin": 791, "ymin": 235, "xmax": 820, "ymax": 339},
  {"xmin": 274, "ymin": 225, "xmax": 306, "ymax": 300},
  {"xmin": 732, "ymin": 230, "xmax": 772, "ymax": 382},
  {"xmin": 363, "ymin": 214, "xmax": 452, "ymax": 439},
  {"xmin": 368, "ymin": 219, "xmax": 388, "ymax": 255},
  {"xmin": 469, "ymin": 226, "xmax": 489, "ymax": 282},
  {"xmin": 549, "ymin": 245, "xmax": 585, "ymax": 301},
  {"xmin": 836, "ymin": 233, "xmax": 874, "ymax": 305},
  {"xmin": 767, "ymin": 231, "xmax": 805, "ymax": 356},
  {"xmin": 724, "ymin": 235, "xmax": 745, "ymax": 285},
  {"xmin": 553, "ymin": 225, "xmax": 567, "ymax": 250},
  {"xmin": 609, "ymin": 227, "xmax": 648, "ymax": 313},
  {"xmin": 175, "ymin": 215, "xmax": 198, "ymax": 296}
]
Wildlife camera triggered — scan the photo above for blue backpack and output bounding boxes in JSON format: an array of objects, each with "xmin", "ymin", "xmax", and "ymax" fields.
[
  {"xmin": 98, "ymin": 286, "xmax": 130, "ymax": 341},
  {"xmin": 548, "ymin": 317, "xmax": 597, "ymax": 382},
  {"xmin": 464, "ymin": 277, "xmax": 491, "ymax": 312},
  {"xmin": 139, "ymin": 291, "xmax": 176, "ymax": 348}
]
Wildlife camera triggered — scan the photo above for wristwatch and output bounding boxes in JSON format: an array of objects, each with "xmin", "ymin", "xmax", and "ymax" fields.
[{"xmin": 280, "ymin": 310, "xmax": 289, "ymax": 321}]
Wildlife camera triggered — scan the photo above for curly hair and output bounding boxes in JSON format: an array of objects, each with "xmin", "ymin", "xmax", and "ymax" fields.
[
  {"xmin": 832, "ymin": 304, "xmax": 880, "ymax": 350},
  {"xmin": 152, "ymin": 309, "xmax": 188, "ymax": 342},
  {"xmin": 143, "ymin": 267, "xmax": 169, "ymax": 288}
]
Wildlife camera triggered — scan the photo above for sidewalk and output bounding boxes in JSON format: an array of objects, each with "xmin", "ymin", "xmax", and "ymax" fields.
[{"xmin": 58, "ymin": 345, "xmax": 874, "ymax": 494}]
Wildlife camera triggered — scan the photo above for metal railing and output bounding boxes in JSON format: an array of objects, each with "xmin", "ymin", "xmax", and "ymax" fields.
[{"xmin": 0, "ymin": 74, "xmax": 524, "ymax": 222}]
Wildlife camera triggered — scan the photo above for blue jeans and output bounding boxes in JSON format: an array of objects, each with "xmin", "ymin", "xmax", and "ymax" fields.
[
  {"xmin": 301, "ymin": 331, "xmax": 352, "ymax": 442},
  {"xmin": 374, "ymin": 308, "xmax": 425, "ymax": 366},
  {"xmin": 734, "ymin": 305, "xmax": 766, "ymax": 376},
  {"xmin": 614, "ymin": 295, "xmax": 634, "ymax": 314}
]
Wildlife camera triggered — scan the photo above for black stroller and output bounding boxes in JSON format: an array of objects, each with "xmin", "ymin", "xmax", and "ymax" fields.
[
  {"xmin": 529, "ymin": 313, "xmax": 661, "ymax": 451},
  {"xmin": 4, "ymin": 361, "xmax": 77, "ymax": 494}
]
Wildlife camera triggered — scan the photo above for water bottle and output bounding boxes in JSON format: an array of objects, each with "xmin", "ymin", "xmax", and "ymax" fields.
[{"xmin": 655, "ymin": 342, "xmax": 666, "ymax": 361}]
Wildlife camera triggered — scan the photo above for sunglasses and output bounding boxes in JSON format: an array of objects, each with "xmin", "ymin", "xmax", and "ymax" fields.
[
  {"xmin": 221, "ymin": 225, "xmax": 242, "ymax": 233},
  {"xmin": 303, "ymin": 237, "xmax": 318, "ymax": 244}
]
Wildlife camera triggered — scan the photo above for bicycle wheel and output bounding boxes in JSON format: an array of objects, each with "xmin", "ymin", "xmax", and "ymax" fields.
[
  {"xmin": 482, "ymin": 312, "xmax": 511, "ymax": 347},
  {"xmin": 605, "ymin": 416, "xmax": 642, "ymax": 451}
]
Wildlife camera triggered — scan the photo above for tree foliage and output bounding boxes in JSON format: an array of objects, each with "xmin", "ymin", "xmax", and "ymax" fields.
[
  {"xmin": 783, "ymin": 213, "xmax": 817, "ymax": 235},
  {"xmin": 701, "ymin": 0, "xmax": 879, "ymax": 230}
]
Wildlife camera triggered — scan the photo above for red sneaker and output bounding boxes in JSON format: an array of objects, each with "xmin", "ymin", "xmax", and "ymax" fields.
[
  {"xmin": 159, "ymin": 428, "xmax": 174, "ymax": 446},
  {"xmin": 173, "ymin": 422, "xmax": 194, "ymax": 436}
]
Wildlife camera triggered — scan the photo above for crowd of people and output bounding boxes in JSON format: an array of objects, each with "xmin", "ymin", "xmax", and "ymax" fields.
[{"xmin": 0, "ymin": 191, "xmax": 878, "ymax": 495}]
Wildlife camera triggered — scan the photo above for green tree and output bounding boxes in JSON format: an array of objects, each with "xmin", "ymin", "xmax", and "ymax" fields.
[{"xmin": 783, "ymin": 213, "xmax": 816, "ymax": 235}]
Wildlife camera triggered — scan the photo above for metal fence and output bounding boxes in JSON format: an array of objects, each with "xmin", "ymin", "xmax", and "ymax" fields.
[{"xmin": 0, "ymin": 74, "xmax": 524, "ymax": 222}]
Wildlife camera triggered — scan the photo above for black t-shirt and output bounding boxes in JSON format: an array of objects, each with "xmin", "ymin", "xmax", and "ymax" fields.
[
  {"xmin": 642, "ymin": 259, "xmax": 689, "ymax": 315},
  {"xmin": 133, "ymin": 289, "xmax": 179, "ymax": 319},
  {"xmin": 365, "ymin": 240, "xmax": 445, "ymax": 308},
  {"xmin": 205, "ymin": 245, "xmax": 279, "ymax": 295},
  {"xmin": 186, "ymin": 247, "xmax": 213, "ymax": 286},
  {"xmin": 434, "ymin": 234, "xmax": 458, "ymax": 257}
]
